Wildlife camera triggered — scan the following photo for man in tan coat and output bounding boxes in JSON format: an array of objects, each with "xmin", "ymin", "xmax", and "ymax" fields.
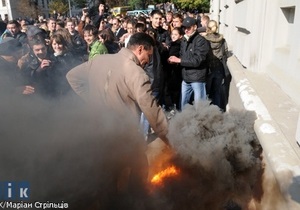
[{"xmin": 66, "ymin": 32, "xmax": 169, "ymax": 145}]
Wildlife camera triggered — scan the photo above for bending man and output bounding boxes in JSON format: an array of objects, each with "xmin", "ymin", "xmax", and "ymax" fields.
[{"xmin": 66, "ymin": 32, "xmax": 169, "ymax": 145}]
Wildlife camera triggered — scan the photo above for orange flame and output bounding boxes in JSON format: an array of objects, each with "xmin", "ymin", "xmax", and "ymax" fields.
[{"xmin": 151, "ymin": 165, "xmax": 180, "ymax": 185}]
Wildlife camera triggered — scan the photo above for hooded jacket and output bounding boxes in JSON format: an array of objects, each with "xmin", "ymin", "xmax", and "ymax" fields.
[
  {"xmin": 180, "ymin": 32, "xmax": 210, "ymax": 83},
  {"xmin": 204, "ymin": 33, "xmax": 228, "ymax": 71}
]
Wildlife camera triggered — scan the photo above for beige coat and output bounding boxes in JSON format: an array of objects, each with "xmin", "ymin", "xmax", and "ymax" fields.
[{"xmin": 67, "ymin": 48, "xmax": 168, "ymax": 141}]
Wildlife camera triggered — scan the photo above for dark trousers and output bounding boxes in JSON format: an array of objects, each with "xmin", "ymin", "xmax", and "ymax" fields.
[{"xmin": 206, "ymin": 66, "xmax": 227, "ymax": 111}]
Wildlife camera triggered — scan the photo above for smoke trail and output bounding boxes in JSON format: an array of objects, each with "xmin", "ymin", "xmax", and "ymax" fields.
[{"xmin": 148, "ymin": 101, "xmax": 263, "ymax": 210}]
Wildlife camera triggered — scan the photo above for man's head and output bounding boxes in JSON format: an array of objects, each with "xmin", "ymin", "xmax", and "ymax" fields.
[
  {"xmin": 182, "ymin": 17, "xmax": 197, "ymax": 37},
  {"xmin": 111, "ymin": 18, "xmax": 121, "ymax": 31},
  {"xmin": 66, "ymin": 19, "xmax": 76, "ymax": 34},
  {"xmin": 166, "ymin": 11, "xmax": 173, "ymax": 24},
  {"xmin": 201, "ymin": 15, "xmax": 210, "ymax": 28},
  {"xmin": 47, "ymin": 18, "xmax": 56, "ymax": 32},
  {"xmin": 0, "ymin": 37, "xmax": 23, "ymax": 60},
  {"xmin": 28, "ymin": 36, "xmax": 47, "ymax": 61},
  {"xmin": 6, "ymin": 20, "xmax": 21, "ymax": 36},
  {"xmin": 127, "ymin": 33, "xmax": 154, "ymax": 68},
  {"xmin": 150, "ymin": 10, "xmax": 163, "ymax": 29},
  {"xmin": 172, "ymin": 13, "xmax": 183, "ymax": 28}
]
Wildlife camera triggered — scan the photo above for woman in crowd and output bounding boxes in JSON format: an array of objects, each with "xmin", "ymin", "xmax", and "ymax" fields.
[
  {"xmin": 204, "ymin": 20, "xmax": 230, "ymax": 111},
  {"xmin": 48, "ymin": 33, "xmax": 81, "ymax": 96},
  {"xmin": 98, "ymin": 28, "xmax": 120, "ymax": 54},
  {"xmin": 83, "ymin": 24, "xmax": 108, "ymax": 60},
  {"xmin": 166, "ymin": 27, "xmax": 184, "ymax": 110}
]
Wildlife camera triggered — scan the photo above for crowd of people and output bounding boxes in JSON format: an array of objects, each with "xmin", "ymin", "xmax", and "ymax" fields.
[{"xmin": 0, "ymin": 0, "xmax": 231, "ymax": 140}]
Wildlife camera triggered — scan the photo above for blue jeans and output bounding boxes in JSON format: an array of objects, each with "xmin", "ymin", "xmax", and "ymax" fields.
[
  {"xmin": 140, "ymin": 91, "xmax": 160, "ymax": 138},
  {"xmin": 181, "ymin": 81, "xmax": 206, "ymax": 109}
]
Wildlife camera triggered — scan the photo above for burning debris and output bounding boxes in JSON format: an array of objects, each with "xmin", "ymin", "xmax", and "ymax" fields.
[
  {"xmin": 151, "ymin": 165, "xmax": 180, "ymax": 186},
  {"xmin": 147, "ymin": 101, "xmax": 263, "ymax": 210}
]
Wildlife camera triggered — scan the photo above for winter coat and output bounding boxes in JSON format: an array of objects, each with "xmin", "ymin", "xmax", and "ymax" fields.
[
  {"xmin": 66, "ymin": 48, "xmax": 168, "ymax": 140},
  {"xmin": 143, "ymin": 46, "xmax": 163, "ymax": 95},
  {"xmin": 168, "ymin": 39, "xmax": 182, "ymax": 86},
  {"xmin": 71, "ymin": 30, "xmax": 87, "ymax": 59},
  {"xmin": 18, "ymin": 52, "xmax": 56, "ymax": 97},
  {"xmin": 0, "ymin": 56, "xmax": 20, "ymax": 94},
  {"xmin": 180, "ymin": 32, "xmax": 210, "ymax": 83},
  {"xmin": 49, "ymin": 52, "xmax": 82, "ymax": 96},
  {"xmin": 204, "ymin": 33, "xmax": 228, "ymax": 72},
  {"xmin": 104, "ymin": 41, "xmax": 120, "ymax": 54},
  {"xmin": 0, "ymin": 30, "xmax": 27, "ymax": 45},
  {"xmin": 148, "ymin": 25, "xmax": 170, "ymax": 44}
]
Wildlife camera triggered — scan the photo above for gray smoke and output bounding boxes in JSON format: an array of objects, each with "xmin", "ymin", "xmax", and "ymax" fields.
[
  {"xmin": 148, "ymin": 101, "xmax": 263, "ymax": 210},
  {"xmin": 0, "ymin": 90, "xmax": 263, "ymax": 210},
  {"xmin": 0, "ymin": 93, "xmax": 147, "ymax": 210}
]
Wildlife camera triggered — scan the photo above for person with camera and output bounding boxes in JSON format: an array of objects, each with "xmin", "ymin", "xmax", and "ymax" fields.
[
  {"xmin": 18, "ymin": 35, "xmax": 56, "ymax": 98},
  {"xmin": 78, "ymin": 0, "xmax": 106, "ymax": 30},
  {"xmin": 91, "ymin": 0, "xmax": 106, "ymax": 29}
]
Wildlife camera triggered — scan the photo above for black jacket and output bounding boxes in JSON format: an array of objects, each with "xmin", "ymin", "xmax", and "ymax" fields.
[
  {"xmin": 19, "ymin": 52, "xmax": 55, "ymax": 97},
  {"xmin": 144, "ymin": 46, "xmax": 163, "ymax": 95},
  {"xmin": 149, "ymin": 25, "xmax": 170, "ymax": 44},
  {"xmin": 180, "ymin": 32, "xmax": 210, "ymax": 83},
  {"xmin": 49, "ymin": 52, "xmax": 82, "ymax": 96},
  {"xmin": 71, "ymin": 31, "xmax": 87, "ymax": 59}
]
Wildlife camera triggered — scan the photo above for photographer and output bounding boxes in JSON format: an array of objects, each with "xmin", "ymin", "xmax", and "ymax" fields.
[
  {"xmin": 79, "ymin": 0, "xmax": 106, "ymax": 31},
  {"xmin": 92, "ymin": 0, "xmax": 107, "ymax": 28},
  {"xmin": 18, "ymin": 35, "xmax": 55, "ymax": 98}
]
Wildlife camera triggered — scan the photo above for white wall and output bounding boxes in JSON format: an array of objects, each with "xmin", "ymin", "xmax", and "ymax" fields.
[
  {"xmin": 211, "ymin": 0, "xmax": 300, "ymax": 209},
  {"xmin": 213, "ymin": 0, "xmax": 300, "ymax": 106}
]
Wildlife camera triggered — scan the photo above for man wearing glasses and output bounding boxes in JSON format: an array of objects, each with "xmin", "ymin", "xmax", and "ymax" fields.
[{"xmin": 111, "ymin": 17, "xmax": 127, "ymax": 41}]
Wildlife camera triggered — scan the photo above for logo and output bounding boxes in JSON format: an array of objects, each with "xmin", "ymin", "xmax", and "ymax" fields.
[{"xmin": 0, "ymin": 182, "xmax": 30, "ymax": 200}]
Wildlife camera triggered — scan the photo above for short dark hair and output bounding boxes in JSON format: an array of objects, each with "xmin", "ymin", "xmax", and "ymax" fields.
[
  {"xmin": 7, "ymin": 20, "xmax": 20, "ymax": 28},
  {"xmin": 137, "ymin": 16, "xmax": 146, "ymax": 25},
  {"xmin": 83, "ymin": 24, "xmax": 98, "ymax": 37},
  {"xmin": 150, "ymin": 10, "xmax": 163, "ymax": 17},
  {"xmin": 135, "ymin": 23, "xmax": 146, "ymax": 32},
  {"xmin": 28, "ymin": 35, "xmax": 46, "ymax": 48},
  {"xmin": 127, "ymin": 32, "xmax": 155, "ymax": 51}
]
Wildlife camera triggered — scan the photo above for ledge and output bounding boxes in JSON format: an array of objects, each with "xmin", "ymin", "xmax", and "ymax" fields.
[{"xmin": 227, "ymin": 55, "xmax": 300, "ymax": 209}]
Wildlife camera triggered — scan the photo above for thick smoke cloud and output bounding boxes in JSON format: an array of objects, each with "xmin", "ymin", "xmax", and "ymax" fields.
[
  {"xmin": 0, "ymin": 88, "xmax": 263, "ymax": 210},
  {"xmin": 148, "ymin": 101, "xmax": 263, "ymax": 210},
  {"xmin": 0, "ymin": 92, "xmax": 147, "ymax": 210}
]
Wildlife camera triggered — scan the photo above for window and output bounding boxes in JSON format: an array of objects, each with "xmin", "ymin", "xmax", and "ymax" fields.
[
  {"xmin": 281, "ymin": 6, "xmax": 295, "ymax": 24},
  {"xmin": 2, "ymin": 0, "xmax": 6, "ymax": 7}
]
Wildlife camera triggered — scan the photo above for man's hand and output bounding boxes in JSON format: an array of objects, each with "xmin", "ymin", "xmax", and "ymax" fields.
[
  {"xmin": 40, "ymin": 59, "xmax": 51, "ymax": 69},
  {"xmin": 22, "ymin": 85, "xmax": 35, "ymax": 95},
  {"xmin": 168, "ymin": 56, "xmax": 181, "ymax": 64},
  {"xmin": 15, "ymin": 86, "xmax": 35, "ymax": 95}
]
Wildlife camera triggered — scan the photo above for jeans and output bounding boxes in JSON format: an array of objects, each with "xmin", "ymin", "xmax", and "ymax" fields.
[
  {"xmin": 140, "ymin": 91, "xmax": 160, "ymax": 139},
  {"xmin": 181, "ymin": 81, "xmax": 206, "ymax": 109}
]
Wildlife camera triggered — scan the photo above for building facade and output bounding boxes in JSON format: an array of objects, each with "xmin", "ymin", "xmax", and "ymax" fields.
[
  {"xmin": 0, "ymin": 0, "xmax": 79, "ymax": 21},
  {"xmin": 210, "ymin": 0, "xmax": 300, "ymax": 209}
]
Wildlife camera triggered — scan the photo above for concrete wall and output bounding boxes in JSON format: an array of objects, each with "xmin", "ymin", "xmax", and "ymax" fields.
[
  {"xmin": 210, "ymin": 0, "xmax": 300, "ymax": 209},
  {"xmin": 212, "ymin": 0, "xmax": 300, "ymax": 105}
]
